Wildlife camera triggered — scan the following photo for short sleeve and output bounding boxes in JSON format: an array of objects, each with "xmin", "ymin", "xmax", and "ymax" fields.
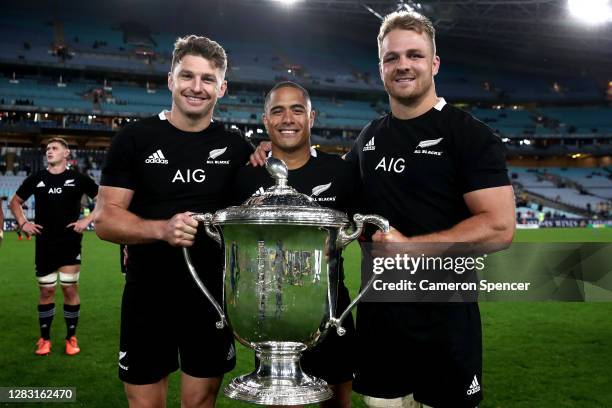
[
  {"xmin": 101, "ymin": 128, "xmax": 138, "ymax": 190},
  {"xmin": 457, "ymin": 116, "xmax": 510, "ymax": 194},
  {"xmin": 15, "ymin": 175, "xmax": 36, "ymax": 201},
  {"xmin": 80, "ymin": 173, "xmax": 99, "ymax": 198}
]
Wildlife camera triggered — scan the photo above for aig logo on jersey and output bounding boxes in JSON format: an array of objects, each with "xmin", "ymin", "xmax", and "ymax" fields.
[
  {"xmin": 48, "ymin": 187, "xmax": 63, "ymax": 194},
  {"xmin": 206, "ymin": 147, "xmax": 230, "ymax": 165},
  {"xmin": 375, "ymin": 157, "xmax": 405, "ymax": 174},
  {"xmin": 172, "ymin": 169, "xmax": 206, "ymax": 183},
  {"xmin": 414, "ymin": 137, "xmax": 444, "ymax": 156}
]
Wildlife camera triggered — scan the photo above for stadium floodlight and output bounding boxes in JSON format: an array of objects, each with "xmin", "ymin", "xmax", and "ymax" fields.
[
  {"xmin": 271, "ymin": 0, "xmax": 302, "ymax": 6},
  {"xmin": 567, "ymin": 0, "xmax": 612, "ymax": 25}
]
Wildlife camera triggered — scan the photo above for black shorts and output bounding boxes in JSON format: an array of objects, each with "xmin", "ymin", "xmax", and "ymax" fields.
[
  {"xmin": 353, "ymin": 302, "xmax": 482, "ymax": 408},
  {"xmin": 35, "ymin": 237, "xmax": 82, "ymax": 277},
  {"xmin": 301, "ymin": 282, "xmax": 355, "ymax": 385},
  {"xmin": 119, "ymin": 280, "xmax": 236, "ymax": 385}
]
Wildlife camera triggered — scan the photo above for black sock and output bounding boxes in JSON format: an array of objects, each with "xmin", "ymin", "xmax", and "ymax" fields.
[
  {"xmin": 38, "ymin": 303, "xmax": 55, "ymax": 340},
  {"xmin": 64, "ymin": 304, "xmax": 80, "ymax": 340}
]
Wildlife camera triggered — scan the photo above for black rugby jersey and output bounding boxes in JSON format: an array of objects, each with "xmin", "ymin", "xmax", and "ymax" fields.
[
  {"xmin": 16, "ymin": 169, "xmax": 98, "ymax": 242},
  {"xmin": 101, "ymin": 113, "xmax": 253, "ymax": 282},
  {"xmin": 346, "ymin": 98, "xmax": 509, "ymax": 238},
  {"xmin": 233, "ymin": 149, "xmax": 359, "ymax": 214}
]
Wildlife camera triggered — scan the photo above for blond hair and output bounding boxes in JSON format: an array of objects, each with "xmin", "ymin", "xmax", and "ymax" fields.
[{"xmin": 378, "ymin": 11, "xmax": 436, "ymax": 58}]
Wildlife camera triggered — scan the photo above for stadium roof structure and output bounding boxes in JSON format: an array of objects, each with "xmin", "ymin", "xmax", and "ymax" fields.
[{"xmin": 223, "ymin": 0, "xmax": 612, "ymax": 76}]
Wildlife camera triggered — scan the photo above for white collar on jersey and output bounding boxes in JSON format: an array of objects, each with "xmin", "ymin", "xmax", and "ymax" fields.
[
  {"xmin": 158, "ymin": 110, "xmax": 215, "ymax": 123},
  {"xmin": 433, "ymin": 98, "xmax": 447, "ymax": 111},
  {"xmin": 266, "ymin": 147, "xmax": 318, "ymax": 159}
]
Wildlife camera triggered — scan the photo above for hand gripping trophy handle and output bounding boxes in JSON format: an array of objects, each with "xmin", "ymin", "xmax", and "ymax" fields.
[
  {"xmin": 329, "ymin": 213, "xmax": 390, "ymax": 336},
  {"xmin": 182, "ymin": 213, "xmax": 227, "ymax": 329}
]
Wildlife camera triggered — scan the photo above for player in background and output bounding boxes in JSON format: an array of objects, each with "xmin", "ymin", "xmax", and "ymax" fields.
[{"xmin": 9, "ymin": 137, "xmax": 98, "ymax": 356}]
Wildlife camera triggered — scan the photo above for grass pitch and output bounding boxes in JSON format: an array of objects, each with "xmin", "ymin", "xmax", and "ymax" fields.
[{"xmin": 0, "ymin": 228, "xmax": 611, "ymax": 407}]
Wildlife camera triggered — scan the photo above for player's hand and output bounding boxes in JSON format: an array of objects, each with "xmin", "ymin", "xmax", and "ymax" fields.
[
  {"xmin": 372, "ymin": 227, "xmax": 408, "ymax": 243},
  {"xmin": 249, "ymin": 141, "xmax": 272, "ymax": 167},
  {"xmin": 370, "ymin": 226, "xmax": 410, "ymax": 258},
  {"xmin": 67, "ymin": 219, "xmax": 90, "ymax": 234},
  {"xmin": 21, "ymin": 221, "xmax": 43, "ymax": 236},
  {"xmin": 162, "ymin": 212, "xmax": 199, "ymax": 247}
]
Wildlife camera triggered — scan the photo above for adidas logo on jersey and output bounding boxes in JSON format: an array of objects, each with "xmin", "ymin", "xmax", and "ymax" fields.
[
  {"xmin": 252, "ymin": 187, "xmax": 266, "ymax": 196},
  {"xmin": 466, "ymin": 375, "xmax": 481, "ymax": 395},
  {"xmin": 36, "ymin": 181, "xmax": 46, "ymax": 188},
  {"xmin": 118, "ymin": 351, "xmax": 128, "ymax": 371},
  {"xmin": 145, "ymin": 149, "xmax": 168, "ymax": 164},
  {"xmin": 363, "ymin": 137, "xmax": 375, "ymax": 151},
  {"xmin": 226, "ymin": 344, "xmax": 236, "ymax": 361}
]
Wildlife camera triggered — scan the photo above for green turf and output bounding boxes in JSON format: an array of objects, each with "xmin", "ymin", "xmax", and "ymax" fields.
[{"xmin": 0, "ymin": 229, "xmax": 611, "ymax": 407}]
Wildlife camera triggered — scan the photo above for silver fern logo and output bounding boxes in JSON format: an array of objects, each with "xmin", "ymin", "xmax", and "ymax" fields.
[
  {"xmin": 207, "ymin": 147, "xmax": 230, "ymax": 165},
  {"xmin": 417, "ymin": 138, "xmax": 443, "ymax": 149},
  {"xmin": 312, "ymin": 182, "xmax": 332, "ymax": 196},
  {"xmin": 208, "ymin": 147, "xmax": 227, "ymax": 159}
]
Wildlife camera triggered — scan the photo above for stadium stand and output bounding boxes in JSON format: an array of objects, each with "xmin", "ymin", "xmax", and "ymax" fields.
[{"xmin": 1, "ymin": 9, "xmax": 610, "ymax": 225}]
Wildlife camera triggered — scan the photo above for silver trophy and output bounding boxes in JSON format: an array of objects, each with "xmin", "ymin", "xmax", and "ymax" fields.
[{"xmin": 183, "ymin": 157, "xmax": 388, "ymax": 405}]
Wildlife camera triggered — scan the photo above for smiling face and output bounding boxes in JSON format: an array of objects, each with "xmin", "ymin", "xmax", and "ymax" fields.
[
  {"xmin": 46, "ymin": 141, "xmax": 69, "ymax": 167},
  {"xmin": 379, "ymin": 29, "xmax": 440, "ymax": 107},
  {"xmin": 263, "ymin": 86, "xmax": 315, "ymax": 154},
  {"xmin": 167, "ymin": 54, "xmax": 227, "ymax": 123}
]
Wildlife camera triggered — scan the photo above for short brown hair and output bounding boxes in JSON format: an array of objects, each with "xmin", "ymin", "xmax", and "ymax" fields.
[
  {"xmin": 46, "ymin": 137, "xmax": 69, "ymax": 149},
  {"xmin": 170, "ymin": 35, "xmax": 227, "ymax": 77},
  {"xmin": 377, "ymin": 11, "xmax": 436, "ymax": 58}
]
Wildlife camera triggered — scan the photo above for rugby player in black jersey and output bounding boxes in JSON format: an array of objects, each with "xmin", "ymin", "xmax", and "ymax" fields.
[
  {"xmin": 234, "ymin": 82, "xmax": 359, "ymax": 408},
  {"xmin": 9, "ymin": 137, "xmax": 98, "ymax": 356},
  {"xmin": 95, "ymin": 36, "xmax": 252, "ymax": 408},
  {"xmin": 0, "ymin": 196, "xmax": 4, "ymax": 244},
  {"xmin": 345, "ymin": 12, "xmax": 515, "ymax": 408},
  {"xmin": 250, "ymin": 12, "xmax": 515, "ymax": 408}
]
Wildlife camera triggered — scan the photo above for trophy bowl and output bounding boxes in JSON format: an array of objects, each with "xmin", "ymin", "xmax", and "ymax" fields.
[{"xmin": 183, "ymin": 158, "xmax": 388, "ymax": 405}]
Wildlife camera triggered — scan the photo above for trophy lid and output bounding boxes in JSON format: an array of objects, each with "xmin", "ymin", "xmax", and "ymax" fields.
[{"xmin": 212, "ymin": 157, "xmax": 349, "ymax": 227}]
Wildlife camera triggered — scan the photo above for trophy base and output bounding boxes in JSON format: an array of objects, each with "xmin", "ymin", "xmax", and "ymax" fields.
[{"xmin": 224, "ymin": 342, "xmax": 333, "ymax": 406}]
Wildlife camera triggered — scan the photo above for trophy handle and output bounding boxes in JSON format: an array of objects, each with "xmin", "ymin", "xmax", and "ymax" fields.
[
  {"xmin": 330, "ymin": 213, "xmax": 389, "ymax": 336},
  {"xmin": 336, "ymin": 213, "xmax": 389, "ymax": 249},
  {"xmin": 182, "ymin": 212, "xmax": 227, "ymax": 329}
]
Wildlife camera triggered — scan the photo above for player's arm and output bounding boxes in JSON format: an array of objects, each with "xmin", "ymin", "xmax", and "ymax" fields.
[
  {"xmin": 67, "ymin": 175, "xmax": 100, "ymax": 233},
  {"xmin": 373, "ymin": 185, "xmax": 515, "ymax": 250},
  {"xmin": 0, "ymin": 200, "xmax": 4, "ymax": 240},
  {"xmin": 94, "ymin": 185, "xmax": 198, "ymax": 247},
  {"xmin": 67, "ymin": 198, "xmax": 97, "ymax": 233},
  {"xmin": 8, "ymin": 193, "xmax": 42, "ymax": 235}
]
